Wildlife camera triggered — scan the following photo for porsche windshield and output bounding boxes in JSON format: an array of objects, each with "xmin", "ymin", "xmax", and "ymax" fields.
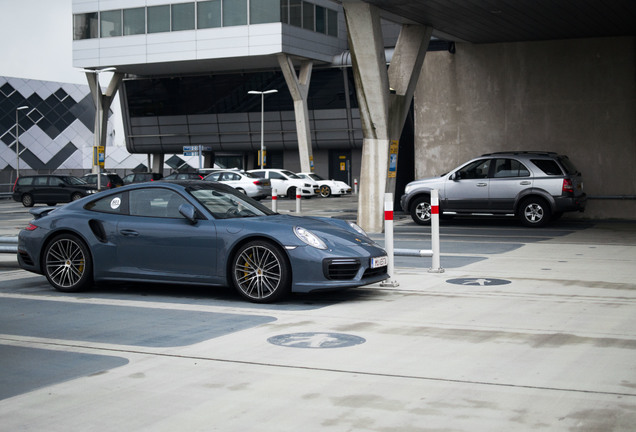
[{"xmin": 187, "ymin": 184, "xmax": 274, "ymax": 219}]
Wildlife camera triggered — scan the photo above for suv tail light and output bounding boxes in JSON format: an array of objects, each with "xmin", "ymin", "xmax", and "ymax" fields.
[
  {"xmin": 562, "ymin": 179, "xmax": 574, "ymax": 193},
  {"xmin": 106, "ymin": 181, "xmax": 113, "ymax": 188}
]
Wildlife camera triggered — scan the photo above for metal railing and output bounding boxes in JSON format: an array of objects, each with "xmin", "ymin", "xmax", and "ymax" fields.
[{"xmin": 0, "ymin": 236, "xmax": 17, "ymax": 253}]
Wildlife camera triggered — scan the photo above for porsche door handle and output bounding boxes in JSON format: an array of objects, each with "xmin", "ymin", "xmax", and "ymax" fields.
[{"xmin": 119, "ymin": 229, "xmax": 139, "ymax": 237}]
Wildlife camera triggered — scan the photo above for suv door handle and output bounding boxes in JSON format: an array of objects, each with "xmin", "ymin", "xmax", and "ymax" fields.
[
  {"xmin": 520, "ymin": 181, "xmax": 531, "ymax": 185},
  {"xmin": 476, "ymin": 183, "xmax": 487, "ymax": 187}
]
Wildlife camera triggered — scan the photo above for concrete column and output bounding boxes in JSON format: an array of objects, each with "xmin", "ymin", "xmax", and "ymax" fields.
[
  {"xmin": 278, "ymin": 54, "xmax": 315, "ymax": 173},
  {"xmin": 85, "ymin": 72, "xmax": 123, "ymax": 174},
  {"xmin": 343, "ymin": 0, "xmax": 432, "ymax": 232},
  {"xmin": 151, "ymin": 153, "xmax": 164, "ymax": 174}
]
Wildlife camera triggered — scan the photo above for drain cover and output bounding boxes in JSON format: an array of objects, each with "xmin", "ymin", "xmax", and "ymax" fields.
[
  {"xmin": 447, "ymin": 277, "xmax": 511, "ymax": 286},
  {"xmin": 268, "ymin": 332, "xmax": 366, "ymax": 349}
]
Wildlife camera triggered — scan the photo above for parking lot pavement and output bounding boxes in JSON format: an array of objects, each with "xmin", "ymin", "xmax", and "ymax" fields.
[{"xmin": 1, "ymin": 196, "xmax": 636, "ymax": 430}]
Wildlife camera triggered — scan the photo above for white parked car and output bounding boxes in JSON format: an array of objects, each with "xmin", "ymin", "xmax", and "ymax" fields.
[
  {"xmin": 203, "ymin": 170, "xmax": 272, "ymax": 200},
  {"xmin": 296, "ymin": 173, "xmax": 352, "ymax": 198},
  {"xmin": 248, "ymin": 169, "xmax": 319, "ymax": 199}
]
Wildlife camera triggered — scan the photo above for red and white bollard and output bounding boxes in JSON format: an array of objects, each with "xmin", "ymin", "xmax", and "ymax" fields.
[
  {"xmin": 354, "ymin": 179, "xmax": 358, "ymax": 195},
  {"xmin": 271, "ymin": 190, "xmax": 278, "ymax": 213},
  {"xmin": 380, "ymin": 193, "xmax": 399, "ymax": 287},
  {"xmin": 295, "ymin": 188, "xmax": 302, "ymax": 213},
  {"xmin": 430, "ymin": 189, "xmax": 442, "ymax": 272}
]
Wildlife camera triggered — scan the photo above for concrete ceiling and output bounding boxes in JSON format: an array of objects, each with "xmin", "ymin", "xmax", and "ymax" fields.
[{"xmin": 360, "ymin": 0, "xmax": 636, "ymax": 43}]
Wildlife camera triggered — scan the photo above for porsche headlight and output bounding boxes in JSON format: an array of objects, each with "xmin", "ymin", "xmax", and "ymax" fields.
[
  {"xmin": 348, "ymin": 221, "xmax": 368, "ymax": 237},
  {"xmin": 294, "ymin": 226, "xmax": 327, "ymax": 250}
]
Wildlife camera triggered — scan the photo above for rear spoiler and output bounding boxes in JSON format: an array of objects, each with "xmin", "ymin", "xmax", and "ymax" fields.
[{"xmin": 29, "ymin": 207, "xmax": 58, "ymax": 220}]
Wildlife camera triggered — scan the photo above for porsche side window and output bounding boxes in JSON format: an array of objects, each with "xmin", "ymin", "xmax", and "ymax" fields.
[
  {"xmin": 85, "ymin": 192, "xmax": 129, "ymax": 214},
  {"xmin": 129, "ymin": 188, "xmax": 188, "ymax": 218}
]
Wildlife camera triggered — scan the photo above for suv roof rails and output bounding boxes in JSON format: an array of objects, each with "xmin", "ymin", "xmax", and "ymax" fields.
[{"xmin": 481, "ymin": 151, "xmax": 559, "ymax": 157}]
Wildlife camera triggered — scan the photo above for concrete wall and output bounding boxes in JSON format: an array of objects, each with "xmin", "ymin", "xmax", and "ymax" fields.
[{"xmin": 414, "ymin": 36, "xmax": 636, "ymax": 220}]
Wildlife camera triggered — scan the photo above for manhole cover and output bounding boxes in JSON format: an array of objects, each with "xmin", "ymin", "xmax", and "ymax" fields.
[
  {"xmin": 446, "ymin": 277, "xmax": 511, "ymax": 286},
  {"xmin": 267, "ymin": 332, "xmax": 366, "ymax": 349}
]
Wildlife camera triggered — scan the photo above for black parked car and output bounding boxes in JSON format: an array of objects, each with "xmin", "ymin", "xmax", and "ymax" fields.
[
  {"xmin": 12, "ymin": 175, "xmax": 97, "ymax": 207},
  {"xmin": 82, "ymin": 173, "xmax": 124, "ymax": 189},
  {"xmin": 122, "ymin": 172, "xmax": 163, "ymax": 184}
]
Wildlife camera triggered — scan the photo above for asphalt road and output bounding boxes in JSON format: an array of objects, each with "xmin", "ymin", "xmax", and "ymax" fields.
[{"xmin": 1, "ymin": 196, "xmax": 635, "ymax": 431}]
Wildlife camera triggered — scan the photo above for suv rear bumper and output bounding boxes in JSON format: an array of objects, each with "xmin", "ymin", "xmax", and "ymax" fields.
[{"xmin": 554, "ymin": 193, "xmax": 587, "ymax": 213}]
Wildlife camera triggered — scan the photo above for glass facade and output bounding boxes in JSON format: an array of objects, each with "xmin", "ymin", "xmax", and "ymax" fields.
[{"xmin": 73, "ymin": 1, "xmax": 338, "ymax": 39}]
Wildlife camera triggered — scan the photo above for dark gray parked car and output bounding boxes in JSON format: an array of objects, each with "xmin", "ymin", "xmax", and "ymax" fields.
[
  {"xmin": 12, "ymin": 175, "xmax": 97, "ymax": 207},
  {"xmin": 400, "ymin": 151, "xmax": 586, "ymax": 227}
]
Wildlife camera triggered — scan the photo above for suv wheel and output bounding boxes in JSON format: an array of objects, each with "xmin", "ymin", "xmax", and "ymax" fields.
[
  {"xmin": 410, "ymin": 195, "xmax": 432, "ymax": 225},
  {"xmin": 519, "ymin": 197, "xmax": 551, "ymax": 228}
]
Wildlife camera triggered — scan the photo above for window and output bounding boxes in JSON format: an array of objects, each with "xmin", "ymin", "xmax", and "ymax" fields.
[
  {"xmin": 250, "ymin": 0, "xmax": 280, "ymax": 24},
  {"xmin": 172, "ymin": 3, "xmax": 195, "ymax": 31},
  {"xmin": 129, "ymin": 188, "xmax": 188, "ymax": 218},
  {"xmin": 223, "ymin": 0, "xmax": 247, "ymax": 26},
  {"xmin": 280, "ymin": 0, "xmax": 289, "ymax": 24},
  {"xmin": 148, "ymin": 5, "xmax": 170, "ymax": 33},
  {"xmin": 73, "ymin": 13, "xmax": 98, "ymax": 40},
  {"xmin": 531, "ymin": 159, "xmax": 563, "ymax": 176},
  {"xmin": 101, "ymin": 9, "xmax": 122, "ymax": 37},
  {"xmin": 458, "ymin": 160, "xmax": 490, "ymax": 179},
  {"xmin": 124, "ymin": 8, "xmax": 145, "ymax": 35},
  {"xmin": 315, "ymin": 5, "xmax": 325, "ymax": 33},
  {"xmin": 327, "ymin": 9, "xmax": 337, "ymax": 37},
  {"xmin": 198, "ymin": 0, "xmax": 221, "ymax": 29},
  {"xmin": 86, "ymin": 192, "xmax": 128, "ymax": 214},
  {"xmin": 302, "ymin": 1, "xmax": 314, "ymax": 30},
  {"xmin": 289, "ymin": 0, "xmax": 301, "ymax": 27},
  {"xmin": 493, "ymin": 159, "xmax": 530, "ymax": 178}
]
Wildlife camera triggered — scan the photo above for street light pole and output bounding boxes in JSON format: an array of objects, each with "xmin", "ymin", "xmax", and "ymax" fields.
[
  {"xmin": 248, "ymin": 89, "xmax": 278, "ymax": 169},
  {"xmin": 81, "ymin": 67, "xmax": 116, "ymax": 191},
  {"xmin": 15, "ymin": 106, "xmax": 29, "ymax": 178}
]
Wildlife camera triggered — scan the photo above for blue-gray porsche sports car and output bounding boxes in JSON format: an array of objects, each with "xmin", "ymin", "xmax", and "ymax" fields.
[{"xmin": 17, "ymin": 181, "xmax": 389, "ymax": 303}]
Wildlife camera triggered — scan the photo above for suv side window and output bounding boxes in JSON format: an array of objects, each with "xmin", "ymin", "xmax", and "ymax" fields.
[
  {"xmin": 531, "ymin": 159, "xmax": 563, "ymax": 176},
  {"xmin": 493, "ymin": 158, "xmax": 530, "ymax": 178},
  {"xmin": 458, "ymin": 159, "xmax": 490, "ymax": 179},
  {"xmin": 18, "ymin": 177, "xmax": 34, "ymax": 186}
]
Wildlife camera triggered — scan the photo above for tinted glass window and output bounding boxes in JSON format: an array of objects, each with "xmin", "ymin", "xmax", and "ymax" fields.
[
  {"xmin": 289, "ymin": 0, "xmax": 301, "ymax": 26},
  {"xmin": 101, "ymin": 10, "xmax": 122, "ymax": 37},
  {"xmin": 172, "ymin": 3, "xmax": 195, "ymax": 31},
  {"xmin": 86, "ymin": 192, "xmax": 128, "ymax": 214},
  {"xmin": 458, "ymin": 160, "xmax": 490, "ymax": 179},
  {"xmin": 250, "ymin": 0, "xmax": 280, "ymax": 24},
  {"xmin": 223, "ymin": 0, "xmax": 247, "ymax": 26},
  {"xmin": 302, "ymin": 1, "xmax": 314, "ymax": 30},
  {"xmin": 327, "ymin": 9, "xmax": 337, "ymax": 36},
  {"xmin": 73, "ymin": 13, "xmax": 98, "ymax": 40},
  {"xmin": 531, "ymin": 159, "xmax": 563, "ymax": 176},
  {"xmin": 557, "ymin": 156, "xmax": 579, "ymax": 175},
  {"xmin": 315, "ymin": 5, "xmax": 325, "ymax": 33},
  {"xmin": 18, "ymin": 177, "xmax": 34, "ymax": 186},
  {"xmin": 493, "ymin": 159, "xmax": 530, "ymax": 178},
  {"xmin": 34, "ymin": 177, "xmax": 49, "ymax": 186},
  {"xmin": 129, "ymin": 188, "xmax": 188, "ymax": 218},
  {"xmin": 124, "ymin": 7, "xmax": 145, "ymax": 35},
  {"xmin": 148, "ymin": 5, "xmax": 170, "ymax": 33},
  {"xmin": 198, "ymin": 0, "xmax": 222, "ymax": 28}
]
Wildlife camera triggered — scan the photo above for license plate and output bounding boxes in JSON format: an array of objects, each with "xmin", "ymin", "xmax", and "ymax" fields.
[{"xmin": 371, "ymin": 256, "xmax": 388, "ymax": 268}]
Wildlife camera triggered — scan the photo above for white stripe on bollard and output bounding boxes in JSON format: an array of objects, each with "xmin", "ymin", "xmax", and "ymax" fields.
[{"xmin": 380, "ymin": 193, "xmax": 399, "ymax": 287}]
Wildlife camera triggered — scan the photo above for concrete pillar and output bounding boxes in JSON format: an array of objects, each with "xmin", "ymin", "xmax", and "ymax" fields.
[
  {"xmin": 151, "ymin": 153, "xmax": 164, "ymax": 174},
  {"xmin": 278, "ymin": 54, "xmax": 315, "ymax": 173},
  {"xmin": 342, "ymin": 0, "xmax": 432, "ymax": 232},
  {"xmin": 85, "ymin": 72, "xmax": 123, "ymax": 174}
]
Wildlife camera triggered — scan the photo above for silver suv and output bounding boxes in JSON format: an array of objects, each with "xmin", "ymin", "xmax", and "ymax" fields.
[{"xmin": 400, "ymin": 152, "xmax": 586, "ymax": 227}]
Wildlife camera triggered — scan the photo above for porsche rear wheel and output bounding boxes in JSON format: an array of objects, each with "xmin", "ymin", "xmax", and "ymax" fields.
[
  {"xmin": 43, "ymin": 234, "xmax": 93, "ymax": 292},
  {"xmin": 231, "ymin": 240, "xmax": 291, "ymax": 303}
]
